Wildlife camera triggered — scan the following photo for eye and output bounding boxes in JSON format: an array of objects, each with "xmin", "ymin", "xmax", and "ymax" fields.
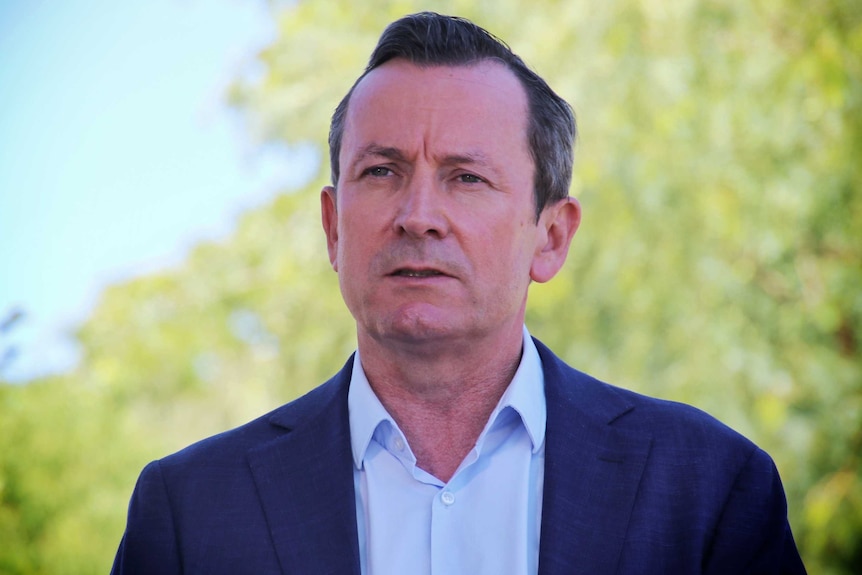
[
  {"xmin": 363, "ymin": 166, "xmax": 393, "ymax": 177},
  {"xmin": 457, "ymin": 173, "xmax": 484, "ymax": 184}
]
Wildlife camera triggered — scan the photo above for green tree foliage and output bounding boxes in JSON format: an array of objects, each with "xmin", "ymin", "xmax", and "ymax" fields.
[
  {"xmin": 0, "ymin": 375, "xmax": 147, "ymax": 574},
  {"xmin": 0, "ymin": 0, "xmax": 859, "ymax": 572}
]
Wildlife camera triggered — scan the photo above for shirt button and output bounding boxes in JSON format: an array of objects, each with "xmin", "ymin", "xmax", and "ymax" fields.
[
  {"xmin": 394, "ymin": 437, "xmax": 405, "ymax": 451},
  {"xmin": 441, "ymin": 491, "xmax": 455, "ymax": 506}
]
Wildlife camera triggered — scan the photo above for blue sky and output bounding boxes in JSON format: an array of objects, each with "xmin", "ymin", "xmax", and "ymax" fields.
[{"xmin": 0, "ymin": 1, "xmax": 311, "ymax": 381}]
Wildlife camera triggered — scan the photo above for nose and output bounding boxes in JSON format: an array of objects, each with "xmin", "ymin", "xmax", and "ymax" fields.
[{"xmin": 392, "ymin": 174, "xmax": 449, "ymax": 239}]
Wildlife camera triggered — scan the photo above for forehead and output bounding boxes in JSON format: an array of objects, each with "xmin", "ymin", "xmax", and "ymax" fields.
[{"xmin": 341, "ymin": 59, "xmax": 530, "ymax": 163}]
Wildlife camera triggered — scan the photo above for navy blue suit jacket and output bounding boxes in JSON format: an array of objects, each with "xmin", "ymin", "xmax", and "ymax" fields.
[{"xmin": 112, "ymin": 339, "xmax": 805, "ymax": 574}]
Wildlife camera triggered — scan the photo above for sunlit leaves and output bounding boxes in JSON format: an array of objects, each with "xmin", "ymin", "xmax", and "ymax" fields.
[{"xmin": 1, "ymin": 0, "xmax": 859, "ymax": 573}]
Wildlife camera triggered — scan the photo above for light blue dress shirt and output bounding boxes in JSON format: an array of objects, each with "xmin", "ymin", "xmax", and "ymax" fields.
[{"xmin": 348, "ymin": 327, "xmax": 546, "ymax": 575}]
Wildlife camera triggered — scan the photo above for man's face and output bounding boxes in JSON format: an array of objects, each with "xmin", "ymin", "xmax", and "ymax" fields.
[{"xmin": 322, "ymin": 59, "xmax": 568, "ymax": 350}]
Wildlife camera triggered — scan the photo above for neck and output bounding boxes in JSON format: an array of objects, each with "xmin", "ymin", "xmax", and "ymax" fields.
[{"xmin": 357, "ymin": 327, "xmax": 524, "ymax": 482}]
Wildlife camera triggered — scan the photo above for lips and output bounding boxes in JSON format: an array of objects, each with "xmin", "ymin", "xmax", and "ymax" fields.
[
  {"xmin": 377, "ymin": 249, "xmax": 461, "ymax": 279},
  {"xmin": 391, "ymin": 268, "xmax": 447, "ymax": 278}
]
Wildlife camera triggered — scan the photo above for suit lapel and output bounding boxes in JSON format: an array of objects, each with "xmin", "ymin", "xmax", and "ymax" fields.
[
  {"xmin": 242, "ymin": 343, "xmax": 651, "ymax": 574},
  {"xmin": 535, "ymin": 340, "xmax": 653, "ymax": 575},
  {"xmin": 247, "ymin": 360, "xmax": 361, "ymax": 575}
]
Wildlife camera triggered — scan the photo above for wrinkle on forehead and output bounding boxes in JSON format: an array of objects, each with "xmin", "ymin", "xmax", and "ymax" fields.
[
  {"xmin": 340, "ymin": 59, "xmax": 531, "ymax": 177},
  {"xmin": 347, "ymin": 60, "xmax": 528, "ymax": 130}
]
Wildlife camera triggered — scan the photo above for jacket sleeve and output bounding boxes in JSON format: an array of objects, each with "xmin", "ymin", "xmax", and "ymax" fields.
[
  {"xmin": 703, "ymin": 447, "xmax": 806, "ymax": 574},
  {"xmin": 111, "ymin": 460, "xmax": 183, "ymax": 575}
]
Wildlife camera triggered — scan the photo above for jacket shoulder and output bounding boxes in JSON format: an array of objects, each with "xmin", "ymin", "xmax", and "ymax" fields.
[{"xmin": 535, "ymin": 337, "xmax": 758, "ymax": 458}]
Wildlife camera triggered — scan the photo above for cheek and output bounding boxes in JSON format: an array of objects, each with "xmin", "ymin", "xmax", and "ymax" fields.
[
  {"xmin": 472, "ymin": 227, "xmax": 533, "ymax": 282},
  {"xmin": 337, "ymin": 212, "xmax": 380, "ymax": 269},
  {"xmin": 497, "ymin": 217, "xmax": 537, "ymax": 256}
]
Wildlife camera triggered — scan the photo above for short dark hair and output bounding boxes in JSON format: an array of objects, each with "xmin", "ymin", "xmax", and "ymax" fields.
[{"xmin": 328, "ymin": 12, "xmax": 576, "ymax": 219}]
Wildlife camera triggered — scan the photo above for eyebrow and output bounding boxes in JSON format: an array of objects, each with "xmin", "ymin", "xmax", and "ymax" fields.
[
  {"xmin": 351, "ymin": 144, "xmax": 408, "ymax": 167},
  {"xmin": 351, "ymin": 144, "xmax": 496, "ymax": 171},
  {"xmin": 439, "ymin": 151, "xmax": 493, "ymax": 168}
]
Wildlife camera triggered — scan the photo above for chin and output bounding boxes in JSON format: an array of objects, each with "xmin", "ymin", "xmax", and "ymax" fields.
[{"xmin": 375, "ymin": 308, "xmax": 463, "ymax": 345}]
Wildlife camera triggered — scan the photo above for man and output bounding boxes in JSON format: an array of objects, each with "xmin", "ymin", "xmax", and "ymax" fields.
[{"xmin": 112, "ymin": 12, "xmax": 805, "ymax": 574}]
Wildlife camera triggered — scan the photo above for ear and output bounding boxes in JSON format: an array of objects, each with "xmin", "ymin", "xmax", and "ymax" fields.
[
  {"xmin": 320, "ymin": 186, "xmax": 339, "ymax": 271},
  {"xmin": 530, "ymin": 197, "xmax": 581, "ymax": 283}
]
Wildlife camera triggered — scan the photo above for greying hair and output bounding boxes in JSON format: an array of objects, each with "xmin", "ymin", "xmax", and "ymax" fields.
[{"xmin": 327, "ymin": 12, "xmax": 576, "ymax": 220}]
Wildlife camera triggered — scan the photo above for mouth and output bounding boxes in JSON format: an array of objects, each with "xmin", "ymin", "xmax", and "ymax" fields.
[{"xmin": 391, "ymin": 268, "xmax": 447, "ymax": 278}]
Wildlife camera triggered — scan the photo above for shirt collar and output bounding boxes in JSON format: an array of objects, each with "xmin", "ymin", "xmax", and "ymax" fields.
[
  {"xmin": 348, "ymin": 326, "xmax": 547, "ymax": 469},
  {"xmin": 347, "ymin": 351, "xmax": 395, "ymax": 470}
]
